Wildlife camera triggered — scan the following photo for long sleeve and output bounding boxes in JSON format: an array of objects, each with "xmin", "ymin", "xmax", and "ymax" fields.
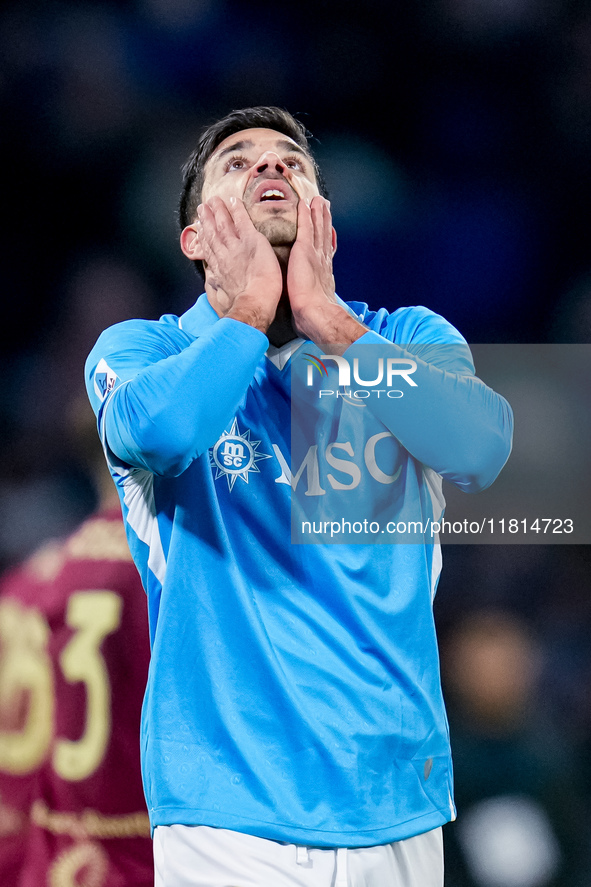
[
  {"xmin": 342, "ymin": 312, "xmax": 513, "ymax": 493},
  {"xmin": 85, "ymin": 315, "xmax": 268, "ymax": 477}
]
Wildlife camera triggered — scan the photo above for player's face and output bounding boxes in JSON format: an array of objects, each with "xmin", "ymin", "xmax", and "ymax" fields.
[{"xmin": 201, "ymin": 128, "xmax": 321, "ymax": 246}]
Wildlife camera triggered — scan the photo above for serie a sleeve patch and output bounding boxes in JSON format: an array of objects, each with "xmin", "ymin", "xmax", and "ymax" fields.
[{"xmin": 93, "ymin": 358, "xmax": 120, "ymax": 401}]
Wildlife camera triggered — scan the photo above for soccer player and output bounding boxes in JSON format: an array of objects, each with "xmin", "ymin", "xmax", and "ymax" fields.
[
  {"xmin": 0, "ymin": 428, "xmax": 153, "ymax": 886},
  {"xmin": 85, "ymin": 106, "xmax": 513, "ymax": 886}
]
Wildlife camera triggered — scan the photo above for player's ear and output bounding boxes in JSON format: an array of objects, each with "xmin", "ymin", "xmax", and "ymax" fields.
[
  {"xmin": 331, "ymin": 226, "xmax": 337, "ymax": 257},
  {"xmin": 180, "ymin": 224, "xmax": 204, "ymax": 261}
]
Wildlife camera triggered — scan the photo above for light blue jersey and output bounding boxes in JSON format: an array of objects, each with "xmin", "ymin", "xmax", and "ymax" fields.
[{"xmin": 85, "ymin": 294, "xmax": 513, "ymax": 847}]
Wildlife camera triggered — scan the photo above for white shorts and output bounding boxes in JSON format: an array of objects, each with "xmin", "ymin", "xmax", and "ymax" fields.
[{"xmin": 153, "ymin": 823, "xmax": 443, "ymax": 887}]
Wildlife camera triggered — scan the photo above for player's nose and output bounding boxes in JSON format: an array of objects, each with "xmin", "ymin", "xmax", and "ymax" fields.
[{"xmin": 253, "ymin": 152, "xmax": 286, "ymax": 177}]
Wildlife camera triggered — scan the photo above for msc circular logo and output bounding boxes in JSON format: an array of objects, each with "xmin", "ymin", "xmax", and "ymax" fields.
[
  {"xmin": 212, "ymin": 434, "xmax": 255, "ymax": 475},
  {"xmin": 209, "ymin": 419, "xmax": 272, "ymax": 491}
]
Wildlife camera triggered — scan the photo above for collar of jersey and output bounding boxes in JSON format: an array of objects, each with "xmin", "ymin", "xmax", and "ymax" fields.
[{"xmin": 178, "ymin": 293, "xmax": 219, "ymax": 337}]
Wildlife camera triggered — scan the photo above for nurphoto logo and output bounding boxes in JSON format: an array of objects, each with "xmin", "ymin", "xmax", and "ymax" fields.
[{"xmin": 304, "ymin": 353, "xmax": 418, "ymax": 400}]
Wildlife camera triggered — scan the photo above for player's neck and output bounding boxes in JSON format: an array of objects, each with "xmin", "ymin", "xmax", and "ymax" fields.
[
  {"xmin": 267, "ymin": 293, "xmax": 298, "ymax": 348},
  {"xmin": 265, "ymin": 248, "xmax": 298, "ymax": 347}
]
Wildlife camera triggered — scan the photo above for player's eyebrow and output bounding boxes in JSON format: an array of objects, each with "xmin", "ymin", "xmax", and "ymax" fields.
[
  {"xmin": 274, "ymin": 139, "xmax": 309, "ymax": 159},
  {"xmin": 214, "ymin": 140, "xmax": 254, "ymax": 163}
]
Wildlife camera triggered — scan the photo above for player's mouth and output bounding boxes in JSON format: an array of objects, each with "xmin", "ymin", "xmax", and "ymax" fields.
[{"xmin": 251, "ymin": 179, "xmax": 296, "ymax": 206}]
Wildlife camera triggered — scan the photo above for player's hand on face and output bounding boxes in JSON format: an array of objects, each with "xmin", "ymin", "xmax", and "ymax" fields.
[
  {"xmin": 287, "ymin": 196, "xmax": 337, "ymax": 329},
  {"xmin": 196, "ymin": 196, "xmax": 283, "ymax": 331},
  {"xmin": 287, "ymin": 197, "xmax": 366, "ymax": 347}
]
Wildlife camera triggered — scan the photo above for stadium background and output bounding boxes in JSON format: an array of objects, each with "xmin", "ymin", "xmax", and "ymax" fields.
[{"xmin": 1, "ymin": 0, "xmax": 591, "ymax": 884}]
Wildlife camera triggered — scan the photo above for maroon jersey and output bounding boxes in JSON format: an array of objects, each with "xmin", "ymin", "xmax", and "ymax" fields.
[{"xmin": 0, "ymin": 508, "xmax": 153, "ymax": 887}]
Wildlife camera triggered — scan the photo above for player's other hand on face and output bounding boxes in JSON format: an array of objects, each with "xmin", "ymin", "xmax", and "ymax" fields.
[
  {"xmin": 196, "ymin": 196, "xmax": 283, "ymax": 332},
  {"xmin": 288, "ymin": 197, "xmax": 366, "ymax": 347},
  {"xmin": 287, "ymin": 197, "xmax": 337, "ymax": 328}
]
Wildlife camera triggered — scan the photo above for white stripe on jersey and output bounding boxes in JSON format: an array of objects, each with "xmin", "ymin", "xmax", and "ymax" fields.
[{"xmin": 122, "ymin": 469, "xmax": 167, "ymax": 585}]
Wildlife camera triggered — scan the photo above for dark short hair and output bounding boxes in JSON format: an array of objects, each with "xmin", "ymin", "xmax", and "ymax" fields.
[{"xmin": 179, "ymin": 106, "xmax": 328, "ymax": 278}]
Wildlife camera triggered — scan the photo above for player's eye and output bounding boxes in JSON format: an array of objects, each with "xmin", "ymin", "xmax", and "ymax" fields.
[
  {"xmin": 284, "ymin": 155, "xmax": 305, "ymax": 170},
  {"xmin": 225, "ymin": 155, "xmax": 250, "ymax": 172}
]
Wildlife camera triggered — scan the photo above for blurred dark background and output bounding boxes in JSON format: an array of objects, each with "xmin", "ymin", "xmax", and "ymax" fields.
[{"xmin": 1, "ymin": 0, "xmax": 591, "ymax": 883}]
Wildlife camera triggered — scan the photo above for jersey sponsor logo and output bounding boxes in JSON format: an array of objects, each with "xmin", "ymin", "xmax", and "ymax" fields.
[
  {"xmin": 273, "ymin": 432, "xmax": 402, "ymax": 496},
  {"xmin": 93, "ymin": 359, "xmax": 120, "ymax": 401},
  {"xmin": 210, "ymin": 418, "xmax": 403, "ymax": 498},
  {"xmin": 210, "ymin": 419, "xmax": 272, "ymax": 491}
]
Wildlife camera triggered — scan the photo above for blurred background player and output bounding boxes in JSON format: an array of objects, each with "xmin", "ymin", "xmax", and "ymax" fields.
[
  {"xmin": 440, "ymin": 609, "xmax": 591, "ymax": 887},
  {"xmin": 0, "ymin": 396, "xmax": 153, "ymax": 887}
]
